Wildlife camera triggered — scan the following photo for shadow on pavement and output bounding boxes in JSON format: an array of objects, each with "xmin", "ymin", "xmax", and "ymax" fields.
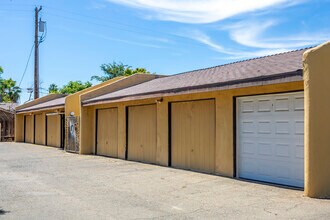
[{"xmin": 0, "ymin": 208, "xmax": 10, "ymax": 215}]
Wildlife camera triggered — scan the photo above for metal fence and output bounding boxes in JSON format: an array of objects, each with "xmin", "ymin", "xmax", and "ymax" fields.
[
  {"xmin": 0, "ymin": 109, "xmax": 15, "ymax": 142},
  {"xmin": 65, "ymin": 116, "xmax": 80, "ymax": 153}
]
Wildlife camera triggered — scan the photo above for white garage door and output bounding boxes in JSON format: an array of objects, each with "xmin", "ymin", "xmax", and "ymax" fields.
[{"xmin": 237, "ymin": 92, "xmax": 304, "ymax": 188}]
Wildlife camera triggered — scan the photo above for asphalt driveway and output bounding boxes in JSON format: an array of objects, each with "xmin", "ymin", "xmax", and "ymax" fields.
[{"xmin": 0, "ymin": 143, "xmax": 329, "ymax": 219}]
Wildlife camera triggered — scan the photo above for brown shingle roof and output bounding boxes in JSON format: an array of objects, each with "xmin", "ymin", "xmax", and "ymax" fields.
[
  {"xmin": 16, "ymin": 97, "xmax": 66, "ymax": 113},
  {"xmin": 83, "ymin": 48, "xmax": 308, "ymax": 105}
]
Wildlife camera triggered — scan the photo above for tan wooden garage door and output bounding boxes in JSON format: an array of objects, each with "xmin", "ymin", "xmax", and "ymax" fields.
[
  {"xmin": 25, "ymin": 115, "xmax": 34, "ymax": 143},
  {"xmin": 128, "ymin": 104, "xmax": 157, "ymax": 164},
  {"xmin": 171, "ymin": 99, "xmax": 215, "ymax": 173},
  {"xmin": 96, "ymin": 108, "xmax": 118, "ymax": 157},
  {"xmin": 34, "ymin": 114, "xmax": 44, "ymax": 145},
  {"xmin": 47, "ymin": 115, "xmax": 61, "ymax": 148}
]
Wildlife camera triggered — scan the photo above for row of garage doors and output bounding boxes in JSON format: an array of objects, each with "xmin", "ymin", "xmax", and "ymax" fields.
[
  {"xmin": 96, "ymin": 92, "xmax": 304, "ymax": 188},
  {"xmin": 24, "ymin": 114, "xmax": 65, "ymax": 148}
]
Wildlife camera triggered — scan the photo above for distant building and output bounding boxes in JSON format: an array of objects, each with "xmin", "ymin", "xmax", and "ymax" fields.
[{"xmin": 0, "ymin": 103, "xmax": 16, "ymax": 141}]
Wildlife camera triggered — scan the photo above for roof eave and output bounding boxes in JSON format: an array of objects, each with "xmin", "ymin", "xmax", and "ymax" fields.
[
  {"xmin": 82, "ymin": 70, "xmax": 303, "ymax": 106},
  {"xmin": 16, "ymin": 104, "xmax": 65, "ymax": 114}
]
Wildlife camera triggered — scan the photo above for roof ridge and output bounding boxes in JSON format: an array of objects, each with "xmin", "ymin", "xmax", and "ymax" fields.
[{"xmin": 172, "ymin": 46, "xmax": 314, "ymax": 77}]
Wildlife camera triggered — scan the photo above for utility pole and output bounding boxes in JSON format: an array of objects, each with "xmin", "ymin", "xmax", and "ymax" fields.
[{"xmin": 34, "ymin": 6, "xmax": 42, "ymax": 99}]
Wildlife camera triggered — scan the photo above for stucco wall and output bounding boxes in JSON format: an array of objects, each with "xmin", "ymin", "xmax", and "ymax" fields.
[
  {"xmin": 15, "ymin": 108, "xmax": 64, "ymax": 145},
  {"xmin": 79, "ymin": 74, "xmax": 163, "ymax": 155},
  {"xmin": 65, "ymin": 77, "xmax": 125, "ymax": 117},
  {"xmin": 80, "ymin": 74, "xmax": 162, "ymax": 102},
  {"xmin": 303, "ymin": 41, "xmax": 330, "ymax": 198},
  {"xmin": 81, "ymin": 81, "xmax": 303, "ymax": 177},
  {"xmin": 14, "ymin": 114, "xmax": 24, "ymax": 142}
]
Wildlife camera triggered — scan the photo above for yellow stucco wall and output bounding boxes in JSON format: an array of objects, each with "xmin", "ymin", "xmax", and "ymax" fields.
[
  {"xmin": 15, "ymin": 93, "xmax": 65, "ymax": 144},
  {"xmin": 15, "ymin": 114, "xmax": 24, "ymax": 142},
  {"xmin": 15, "ymin": 108, "xmax": 64, "ymax": 145},
  {"xmin": 81, "ymin": 81, "xmax": 303, "ymax": 177},
  {"xmin": 65, "ymin": 74, "xmax": 157, "ymax": 117},
  {"xmin": 80, "ymin": 74, "xmax": 163, "ymax": 102},
  {"xmin": 303, "ymin": 41, "xmax": 330, "ymax": 198},
  {"xmin": 78, "ymin": 74, "xmax": 163, "ymax": 154},
  {"xmin": 65, "ymin": 77, "xmax": 125, "ymax": 117}
]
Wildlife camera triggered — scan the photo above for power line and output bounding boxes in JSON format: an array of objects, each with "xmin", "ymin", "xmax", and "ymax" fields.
[
  {"xmin": 2, "ymin": 4, "xmax": 202, "ymax": 49},
  {"xmin": 0, "ymin": 9, "xmax": 32, "ymax": 12},
  {"xmin": 0, "ymin": 3, "xmax": 36, "ymax": 7},
  {"xmin": 46, "ymin": 12, "xmax": 157, "ymax": 37},
  {"xmin": 19, "ymin": 44, "xmax": 34, "ymax": 87},
  {"xmin": 41, "ymin": 6, "xmax": 201, "ymax": 45},
  {"xmin": 3, "ymin": 4, "xmax": 167, "ymax": 37},
  {"xmin": 43, "ymin": 6, "xmax": 162, "ymax": 35},
  {"xmin": 45, "ymin": 11, "xmax": 207, "ymax": 50},
  {"xmin": 2, "ymin": 4, "xmax": 189, "ymax": 42}
]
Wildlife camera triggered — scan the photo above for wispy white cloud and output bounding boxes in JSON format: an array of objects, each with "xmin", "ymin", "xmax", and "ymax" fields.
[
  {"xmin": 224, "ymin": 20, "xmax": 329, "ymax": 49},
  {"xmin": 104, "ymin": 0, "xmax": 326, "ymax": 59},
  {"xmin": 186, "ymin": 30, "xmax": 225, "ymax": 53},
  {"xmin": 183, "ymin": 30, "xmax": 290, "ymax": 59},
  {"xmin": 91, "ymin": 3, "xmax": 107, "ymax": 9},
  {"xmin": 106, "ymin": 0, "xmax": 305, "ymax": 23},
  {"xmin": 180, "ymin": 17, "xmax": 329, "ymax": 59}
]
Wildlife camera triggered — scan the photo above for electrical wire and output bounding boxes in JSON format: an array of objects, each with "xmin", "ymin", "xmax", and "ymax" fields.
[
  {"xmin": 1, "ymin": 4, "xmax": 198, "ymax": 48},
  {"xmin": 0, "ymin": 9, "xmax": 32, "ymax": 12},
  {"xmin": 41, "ymin": 5, "xmax": 204, "ymax": 47},
  {"xmin": 43, "ymin": 6, "xmax": 166, "ymax": 35},
  {"xmin": 45, "ymin": 11, "xmax": 207, "ymax": 50},
  {"xmin": 2, "ymin": 4, "xmax": 189, "ymax": 42},
  {"xmin": 3, "ymin": 4, "xmax": 171, "ymax": 38},
  {"xmin": 46, "ymin": 12, "xmax": 156, "ymax": 37},
  {"xmin": 18, "ymin": 44, "xmax": 34, "ymax": 87}
]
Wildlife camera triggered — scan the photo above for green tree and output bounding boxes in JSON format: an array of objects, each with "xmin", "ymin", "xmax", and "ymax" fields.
[
  {"xmin": 0, "ymin": 78, "xmax": 22, "ymax": 102},
  {"xmin": 91, "ymin": 61, "xmax": 151, "ymax": 82},
  {"xmin": 60, "ymin": 81, "xmax": 92, "ymax": 94},
  {"xmin": 48, "ymin": 83, "xmax": 60, "ymax": 94},
  {"xmin": 48, "ymin": 81, "xmax": 92, "ymax": 95},
  {"xmin": 0, "ymin": 66, "xmax": 22, "ymax": 103}
]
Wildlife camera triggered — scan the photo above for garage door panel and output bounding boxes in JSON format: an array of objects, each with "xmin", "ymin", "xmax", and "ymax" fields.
[
  {"xmin": 47, "ymin": 115, "xmax": 61, "ymax": 148},
  {"xmin": 171, "ymin": 99, "xmax": 215, "ymax": 174},
  {"xmin": 240, "ymin": 121, "xmax": 304, "ymax": 139},
  {"xmin": 237, "ymin": 92, "xmax": 304, "ymax": 188},
  {"xmin": 128, "ymin": 104, "xmax": 157, "ymax": 164},
  {"xmin": 34, "ymin": 114, "xmax": 44, "ymax": 145},
  {"xmin": 258, "ymin": 142, "xmax": 272, "ymax": 156},
  {"xmin": 25, "ymin": 115, "xmax": 34, "ymax": 143},
  {"xmin": 295, "ymin": 144, "xmax": 304, "ymax": 159},
  {"xmin": 257, "ymin": 99, "xmax": 272, "ymax": 112},
  {"xmin": 295, "ymin": 163, "xmax": 304, "ymax": 181},
  {"xmin": 294, "ymin": 96, "xmax": 304, "ymax": 111},
  {"xmin": 97, "ymin": 108, "xmax": 118, "ymax": 157}
]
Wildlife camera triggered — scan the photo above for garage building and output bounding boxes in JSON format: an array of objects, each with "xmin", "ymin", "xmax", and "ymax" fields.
[
  {"xmin": 81, "ymin": 48, "xmax": 307, "ymax": 189},
  {"xmin": 15, "ymin": 95, "xmax": 66, "ymax": 148},
  {"xmin": 14, "ymin": 41, "xmax": 330, "ymax": 198}
]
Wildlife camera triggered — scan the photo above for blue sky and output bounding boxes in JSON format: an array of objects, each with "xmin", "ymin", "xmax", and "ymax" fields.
[{"xmin": 0, "ymin": 0, "xmax": 329, "ymax": 103}]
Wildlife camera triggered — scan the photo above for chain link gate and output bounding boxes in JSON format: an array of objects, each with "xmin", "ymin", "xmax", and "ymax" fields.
[{"xmin": 65, "ymin": 116, "xmax": 80, "ymax": 153}]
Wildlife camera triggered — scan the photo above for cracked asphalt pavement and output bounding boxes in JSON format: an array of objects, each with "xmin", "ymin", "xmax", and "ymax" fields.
[{"xmin": 0, "ymin": 143, "xmax": 329, "ymax": 219}]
